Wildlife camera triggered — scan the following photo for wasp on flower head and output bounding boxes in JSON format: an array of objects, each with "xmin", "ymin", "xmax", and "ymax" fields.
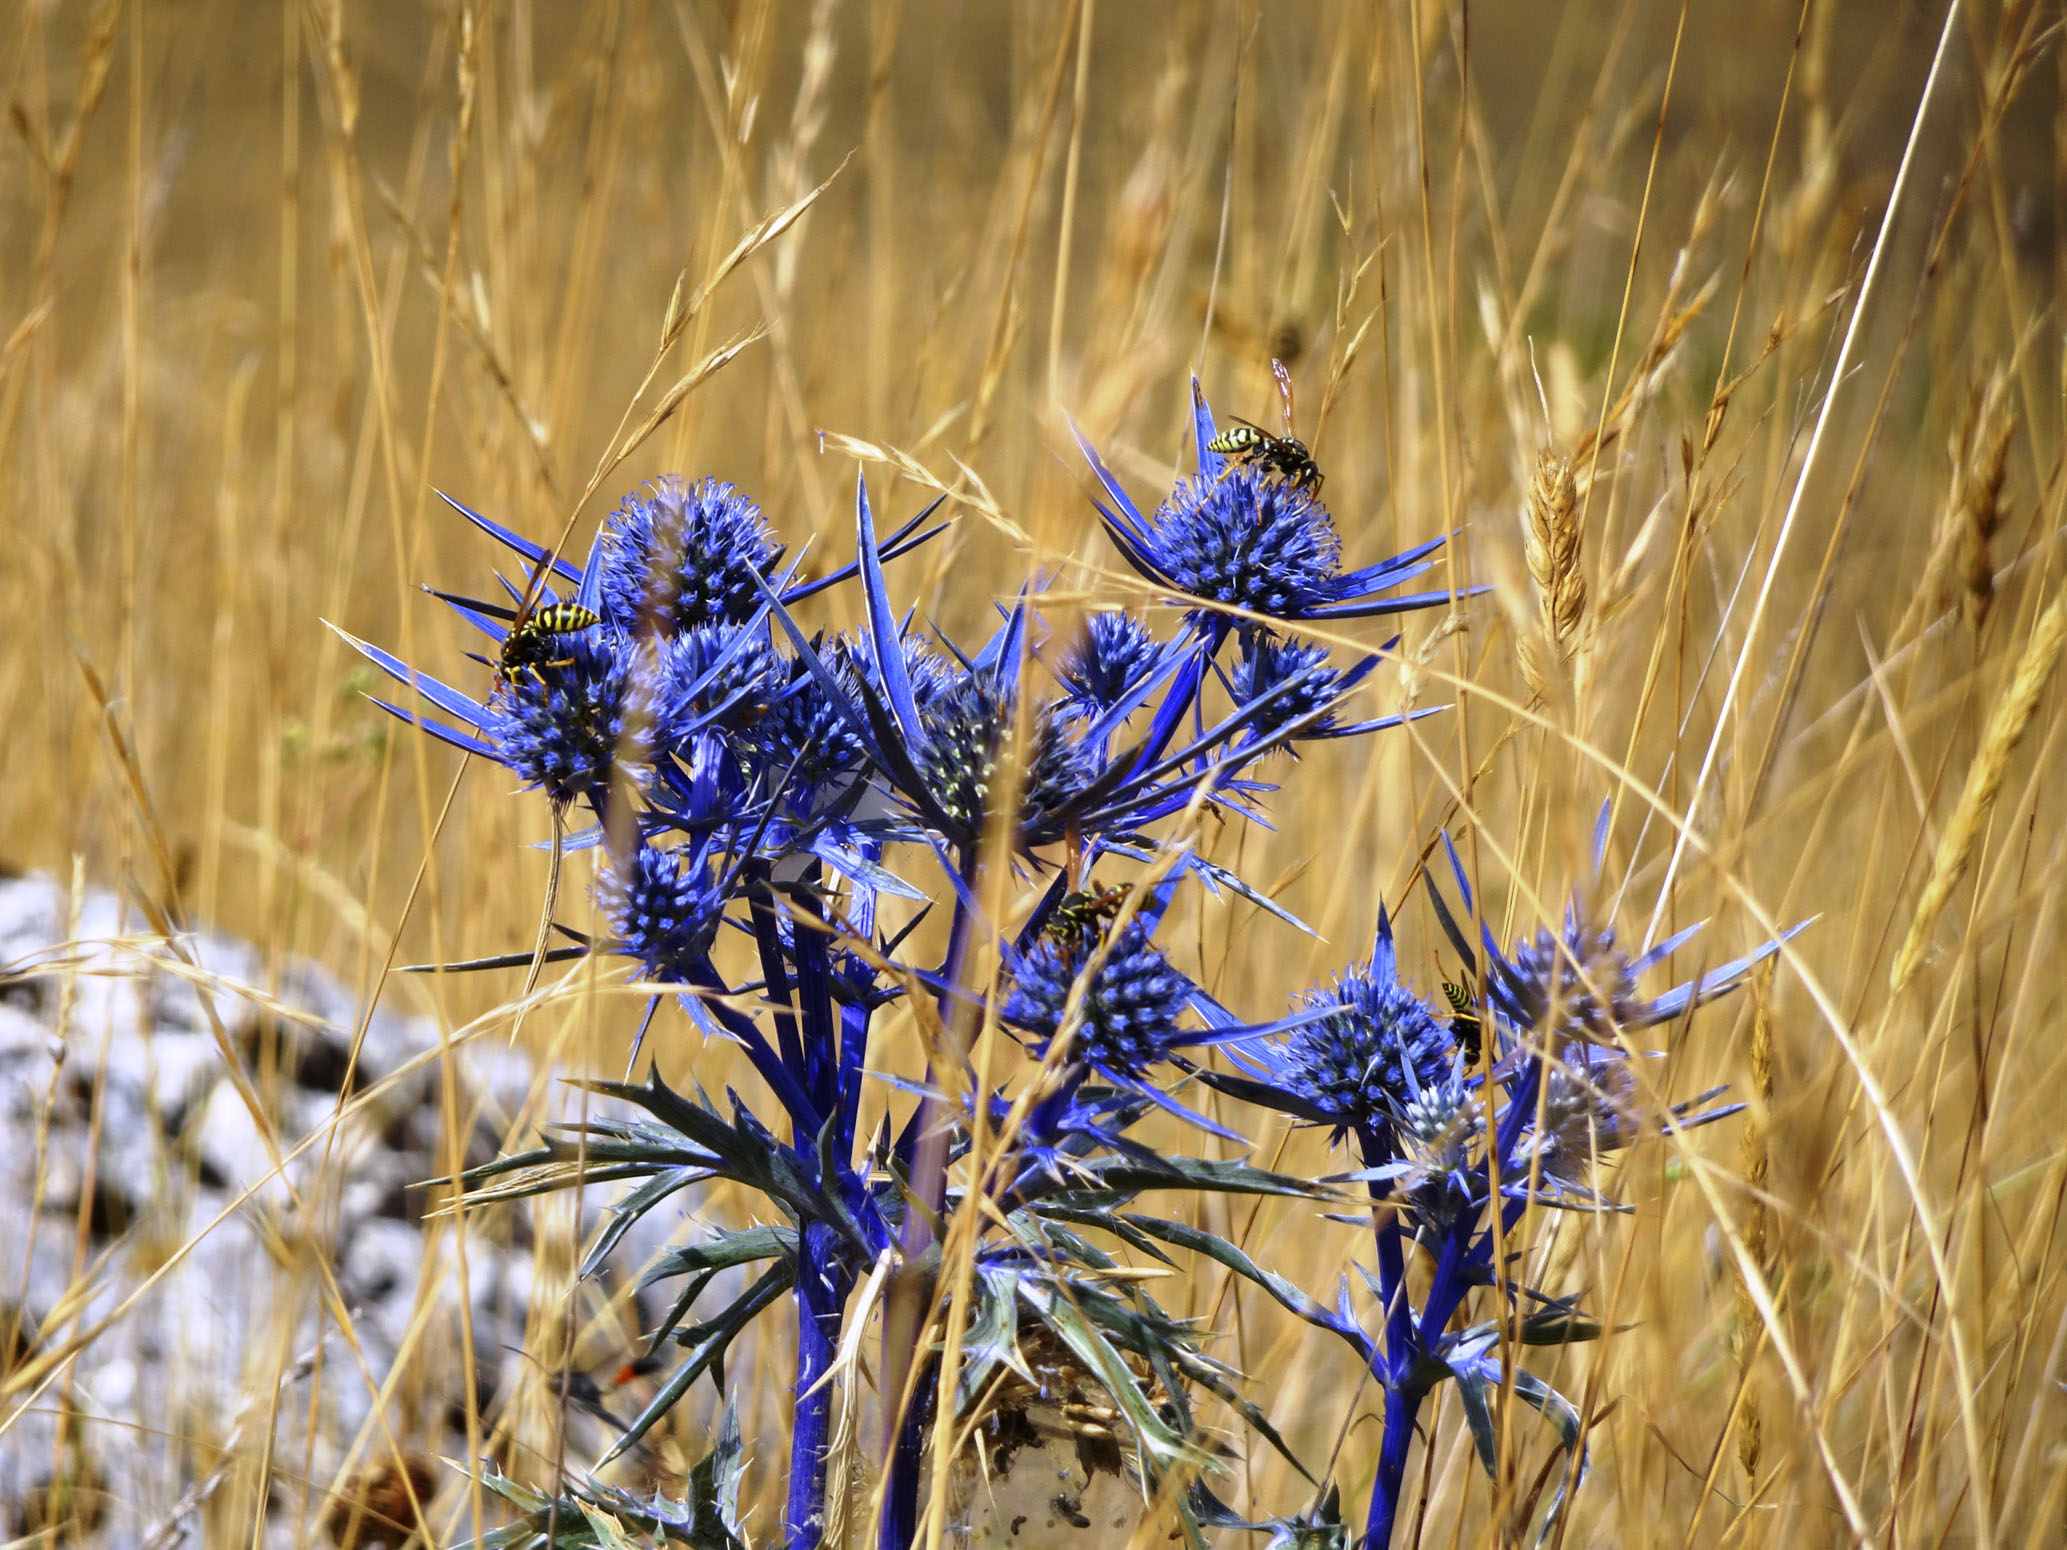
[
  {"xmin": 1075, "ymin": 374, "xmax": 1459, "ymax": 637},
  {"xmin": 1206, "ymin": 358, "xmax": 1323, "ymax": 499},
  {"xmin": 495, "ymin": 601, "xmax": 602, "ymax": 685},
  {"xmin": 1040, "ymin": 880, "xmax": 1134, "ymax": 950}
]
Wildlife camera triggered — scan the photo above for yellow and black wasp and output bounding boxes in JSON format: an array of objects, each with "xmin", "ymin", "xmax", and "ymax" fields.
[
  {"xmin": 1206, "ymin": 358, "xmax": 1324, "ymax": 499},
  {"xmin": 497, "ymin": 602, "xmax": 601, "ymax": 685},
  {"xmin": 1042, "ymin": 880, "xmax": 1134, "ymax": 950},
  {"xmin": 1441, "ymin": 973, "xmax": 1484, "ymax": 1067}
]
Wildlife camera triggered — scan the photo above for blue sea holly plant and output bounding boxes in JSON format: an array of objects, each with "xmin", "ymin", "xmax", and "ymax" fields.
[
  {"xmin": 341, "ymin": 378, "xmax": 1783, "ymax": 1549},
  {"xmin": 1200, "ymin": 813, "xmax": 1804, "ymax": 1548}
]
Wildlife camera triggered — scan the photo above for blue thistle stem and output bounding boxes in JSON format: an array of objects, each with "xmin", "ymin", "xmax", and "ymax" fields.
[
  {"xmin": 1357, "ymin": 1049, "xmax": 1549, "ymax": 1548},
  {"xmin": 1412, "ymin": 1214, "xmax": 1477, "ymax": 1353},
  {"xmin": 1359, "ymin": 1125, "xmax": 1420, "ymax": 1379},
  {"xmin": 1363, "ymin": 1210, "xmax": 1479, "ymax": 1548},
  {"xmin": 745, "ymin": 861, "xmax": 808, "ymax": 1083},
  {"xmin": 1362, "ymin": 1123, "xmax": 1426, "ymax": 1550},
  {"xmin": 1464, "ymin": 1054, "xmax": 1547, "ymax": 1280},
  {"xmin": 836, "ymin": 1000, "xmax": 872, "ymax": 1162},
  {"xmin": 879, "ymin": 843, "xmax": 980, "ymax": 1550},
  {"xmin": 833, "ymin": 841, "xmax": 883, "ymax": 1161},
  {"xmin": 784, "ymin": 1222, "xmax": 853, "ymax": 1550},
  {"xmin": 1491, "ymin": 1056, "xmax": 1543, "ymax": 1187},
  {"xmin": 783, "ymin": 872, "xmax": 842, "ymax": 1123},
  {"xmin": 1361, "ymin": 1052, "xmax": 1547, "ymax": 1545},
  {"xmin": 685, "ymin": 956, "xmax": 821, "ymax": 1131},
  {"xmin": 1365, "ymin": 1383, "xmax": 1422, "ymax": 1550},
  {"xmin": 749, "ymin": 862, "xmax": 861, "ymax": 1550},
  {"xmin": 1415, "ymin": 1054, "xmax": 1542, "ymax": 1346}
]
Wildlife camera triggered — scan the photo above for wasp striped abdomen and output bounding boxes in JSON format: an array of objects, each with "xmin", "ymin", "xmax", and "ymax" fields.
[
  {"xmin": 1207, "ymin": 424, "xmax": 1272, "ymax": 459},
  {"xmin": 497, "ymin": 603, "xmax": 602, "ymax": 684}
]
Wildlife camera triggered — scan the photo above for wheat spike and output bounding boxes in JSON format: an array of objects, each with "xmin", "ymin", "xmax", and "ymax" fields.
[
  {"xmin": 1956, "ymin": 381, "xmax": 2013, "ymax": 629},
  {"xmin": 1520, "ymin": 448, "xmax": 1585, "ymax": 698},
  {"xmin": 1891, "ymin": 591, "xmax": 2067, "ymax": 993}
]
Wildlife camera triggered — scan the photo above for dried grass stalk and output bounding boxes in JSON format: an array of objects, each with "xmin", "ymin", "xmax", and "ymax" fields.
[
  {"xmin": 1891, "ymin": 592, "xmax": 2067, "ymax": 993},
  {"xmin": 1400, "ymin": 612, "xmax": 1466, "ymax": 708},
  {"xmin": 1733, "ymin": 961, "xmax": 1776, "ymax": 1481},
  {"xmin": 1520, "ymin": 448, "xmax": 1585, "ymax": 698}
]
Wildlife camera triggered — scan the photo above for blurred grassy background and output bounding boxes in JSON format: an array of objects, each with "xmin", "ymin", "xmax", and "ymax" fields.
[{"xmin": 3, "ymin": 0, "xmax": 2065, "ymax": 1543}]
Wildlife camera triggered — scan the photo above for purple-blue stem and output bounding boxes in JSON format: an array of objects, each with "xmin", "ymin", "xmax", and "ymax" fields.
[
  {"xmin": 1361, "ymin": 1121, "xmax": 1427, "ymax": 1550},
  {"xmin": 746, "ymin": 863, "xmax": 808, "ymax": 1094},
  {"xmin": 1360, "ymin": 1055, "xmax": 1544, "ymax": 1547},
  {"xmin": 878, "ymin": 844, "xmax": 981, "ymax": 1548},
  {"xmin": 1366, "ymin": 1387, "xmax": 1422, "ymax": 1550},
  {"xmin": 785, "ymin": 1224, "xmax": 853, "ymax": 1550},
  {"xmin": 743, "ymin": 870, "xmax": 864, "ymax": 1550}
]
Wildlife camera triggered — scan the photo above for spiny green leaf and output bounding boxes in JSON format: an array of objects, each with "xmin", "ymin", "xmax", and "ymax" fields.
[
  {"xmin": 1117, "ymin": 1213, "xmax": 1362, "ymax": 1350},
  {"xmin": 1079, "ymin": 1153, "xmax": 1333, "ymax": 1200},
  {"xmin": 1509, "ymin": 1366, "xmax": 1586, "ymax": 1547},
  {"xmin": 1019, "ymin": 1280, "xmax": 1198, "ymax": 1475},
  {"xmin": 952, "ymin": 1265, "xmax": 1029, "ymax": 1415},
  {"xmin": 581, "ymin": 1167, "xmax": 717, "ymax": 1278},
  {"xmin": 606, "ymin": 1265, "xmax": 790, "ymax": 1465}
]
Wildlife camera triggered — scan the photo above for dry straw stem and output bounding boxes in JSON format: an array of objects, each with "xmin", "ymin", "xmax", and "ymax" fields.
[
  {"xmin": 15, "ymin": 0, "xmax": 2066, "ymax": 1538},
  {"xmin": 816, "ymin": 429, "xmax": 1028, "ymax": 546},
  {"xmin": 1400, "ymin": 612, "xmax": 1467, "ymax": 708},
  {"xmin": 1569, "ymin": 266, "xmax": 1719, "ymax": 473},
  {"xmin": 1644, "ymin": 0, "xmax": 1966, "ymax": 950},
  {"xmin": 1890, "ymin": 591, "xmax": 2067, "ymax": 995},
  {"xmin": 1519, "ymin": 447, "xmax": 1584, "ymax": 698},
  {"xmin": 1732, "ymin": 961, "xmax": 1776, "ymax": 1482}
]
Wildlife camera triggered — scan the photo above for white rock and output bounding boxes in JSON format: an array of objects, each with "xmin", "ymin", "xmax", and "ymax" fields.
[{"xmin": 0, "ymin": 872, "xmax": 672, "ymax": 1547}]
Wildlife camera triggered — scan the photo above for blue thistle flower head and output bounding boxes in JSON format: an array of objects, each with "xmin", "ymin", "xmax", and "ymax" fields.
[
  {"xmin": 1001, "ymin": 920, "xmax": 1194, "ymax": 1082},
  {"xmin": 1426, "ymin": 814, "xmax": 1809, "ymax": 1055},
  {"xmin": 598, "ymin": 475, "xmax": 781, "ymax": 635},
  {"xmin": 1502, "ymin": 914, "xmax": 1648, "ymax": 1045},
  {"xmin": 1520, "ymin": 1044, "xmax": 1641, "ymax": 1182},
  {"xmin": 746, "ymin": 643, "xmax": 875, "ymax": 809},
  {"xmin": 1279, "ymin": 909, "xmax": 1454, "ymax": 1139},
  {"xmin": 913, "ymin": 671, "xmax": 1097, "ymax": 843},
  {"xmin": 655, "ymin": 623, "xmax": 782, "ymax": 748},
  {"xmin": 1058, "ymin": 611, "xmax": 1161, "ymax": 721},
  {"xmin": 1152, "ymin": 468, "xmax": 1343, "ymax": 623},
  {"xmin": 876, "ymin": 634, "xmax": 956, "ymax": 709},
  {"xmin": 1231, "ymin": 637, "xmax": 1344, "ymax": 740},
  {"xmin": 485, "ymin": 629, "xmax": 649, "ymax": 805},
  {"xmin": 1389, "ymin": 1050, "xmax": 1483, "ymax": 1226},
  {"xmin": 597, "ymin": 838, "xmax": 728, "ymax": 981}
]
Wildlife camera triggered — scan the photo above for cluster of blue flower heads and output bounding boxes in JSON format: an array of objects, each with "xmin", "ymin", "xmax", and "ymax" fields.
[{"xmin": 346, "ymin": 381, "xmax": 1797, "ymax": 1550}]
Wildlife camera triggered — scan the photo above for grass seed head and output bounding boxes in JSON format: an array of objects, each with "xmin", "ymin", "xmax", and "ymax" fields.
[
  {"xmin": 1520, "ymin": 447, "xmax": 1585, "ymax": 699},
  {"xmin": 1956, "ymin": 377, "xmax": 2014, "ymax": 630},
  {"xmin": 1891, "ymin": 591, "xmax": 2067, "ymax": 994}
]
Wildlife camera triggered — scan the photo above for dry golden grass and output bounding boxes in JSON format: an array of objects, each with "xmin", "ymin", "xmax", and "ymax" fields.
[{"xmin": 3, "ymin": 0, "xmax": 2066, "ymax": 1545}]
